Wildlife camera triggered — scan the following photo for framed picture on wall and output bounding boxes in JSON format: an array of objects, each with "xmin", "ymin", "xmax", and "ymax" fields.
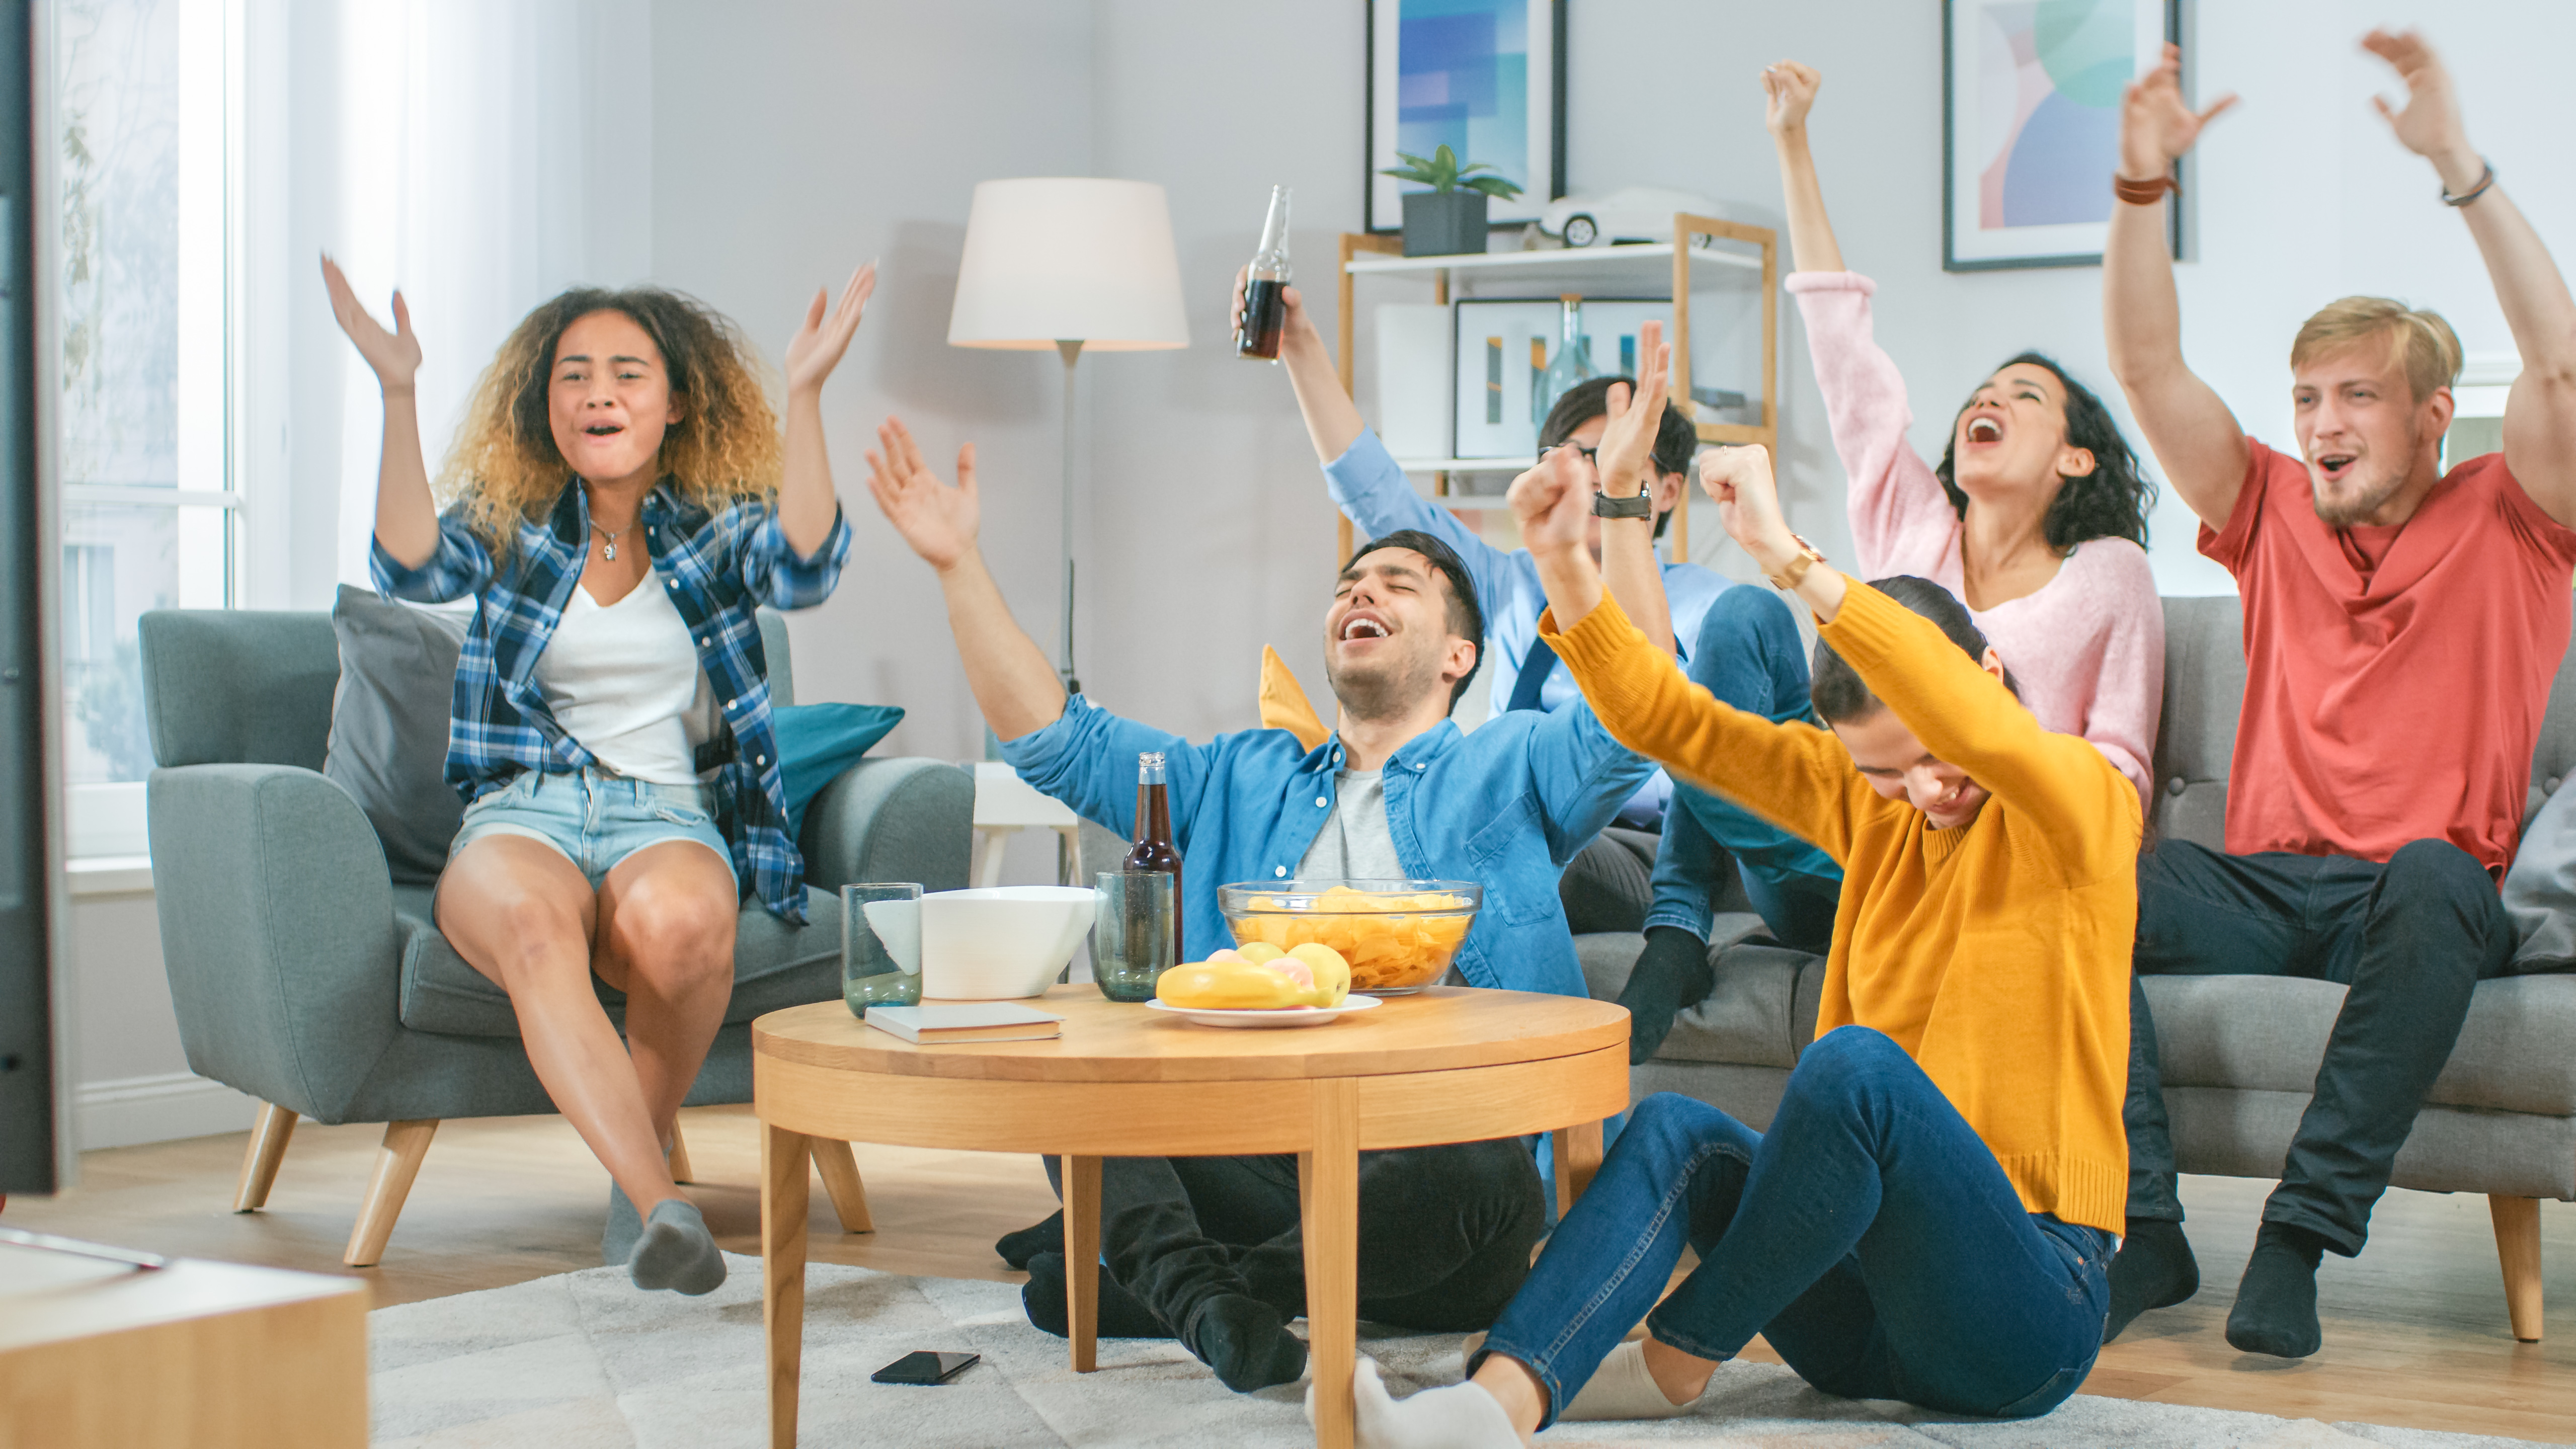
[
  {"xmin": 1365, "ymin": 0, "xmax": 1567, "ymax": 235},
  {"xmin": 1942, "ymin": 0, "xmax": 2182, "ymax": 271}
]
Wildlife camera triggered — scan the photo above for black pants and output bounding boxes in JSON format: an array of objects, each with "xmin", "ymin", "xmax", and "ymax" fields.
[
  {"xmin": 1044, "ymin": 1139, "xmax": 1545, "ymax": 1331},
  {"xmin": 2124, "ymin": 839, "xmax": 2515, "ymax": 1255}
]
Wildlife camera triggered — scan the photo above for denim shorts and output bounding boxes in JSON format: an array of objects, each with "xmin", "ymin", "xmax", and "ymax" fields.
[{"xmin": 450, "ymin": 767, "xmax": 734, "ymax": 890}]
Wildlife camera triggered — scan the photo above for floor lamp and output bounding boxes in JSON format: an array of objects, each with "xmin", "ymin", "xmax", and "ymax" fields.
[{"xmin": 947, "ymin": 178, "xmax": 1189, "ymax": 695}]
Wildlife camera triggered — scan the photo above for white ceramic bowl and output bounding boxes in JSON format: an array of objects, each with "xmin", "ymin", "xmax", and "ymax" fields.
[{"xmin": 918, "ymin": 886, "xmax": 1099, "ymax": 999}]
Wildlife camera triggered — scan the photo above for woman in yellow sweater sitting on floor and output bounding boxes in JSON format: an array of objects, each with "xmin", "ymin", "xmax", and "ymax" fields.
[{"xmin": 1340, "ymin": 441, "xmax": 2137, "ymax": 1446}]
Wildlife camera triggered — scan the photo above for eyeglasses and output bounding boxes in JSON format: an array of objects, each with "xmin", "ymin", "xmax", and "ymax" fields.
[{"xmin": 1542, "ymin": 443, "xmax": 1600, "ymax": 469}]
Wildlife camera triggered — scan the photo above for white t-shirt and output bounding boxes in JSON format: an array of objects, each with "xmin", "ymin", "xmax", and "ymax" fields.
[
  {"xmin": 534, "ymin": 577, "xmax": 715, "ymax": 785},
  {"xmin": 1294, "ymin": 769, "xmax": 1405, "ymax": 881}
]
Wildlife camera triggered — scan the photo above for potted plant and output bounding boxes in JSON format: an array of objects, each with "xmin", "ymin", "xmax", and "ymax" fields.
[{"xmin": 1382, "ymin": 144, "xmax": 1524, "ymax": 257}]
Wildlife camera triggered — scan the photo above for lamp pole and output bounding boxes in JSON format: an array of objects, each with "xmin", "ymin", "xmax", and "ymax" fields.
[{"xmin": 1055, "ymin": 338, "xmax": 1082, "ymax": 696}]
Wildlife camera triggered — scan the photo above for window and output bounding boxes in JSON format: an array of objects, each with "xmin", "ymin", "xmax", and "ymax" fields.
[{"xmin": 49, "ymin": 0, "xmax": 235, "ymax": 856}]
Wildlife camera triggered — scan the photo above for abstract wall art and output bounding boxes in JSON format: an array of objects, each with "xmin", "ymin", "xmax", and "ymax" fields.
[
  {"xmin": 1366, "ymin": 0, "xmax": 1565, "ymax": 234},
  {"xmin": 1944, "ymin": 0, "xmax": 2180, "ymax": 271}
]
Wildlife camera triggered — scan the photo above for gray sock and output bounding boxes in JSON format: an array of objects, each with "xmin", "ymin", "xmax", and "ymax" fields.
[
  {"xmin": 603, "ymin": 1182, "xmax": 642, "ymax": 1268},
  {"xmin": 628, "ymin": 1199, "xmax": 725, "ymax": 1296}
]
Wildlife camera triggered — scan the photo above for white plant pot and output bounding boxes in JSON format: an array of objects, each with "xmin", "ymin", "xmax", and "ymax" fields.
[{"xmin": 917, "ymin": 886, "xmax": 1100, "ymax": 1000}]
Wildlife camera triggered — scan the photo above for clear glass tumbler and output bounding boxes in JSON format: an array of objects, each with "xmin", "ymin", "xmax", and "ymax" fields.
[
  {"xmin": 842, "ymin": 882, "xmax": 923, "ymax": 1016},
  {"xmin": 1091, "ymin": 870, "xmax": 1176, "ymax": 1003}
]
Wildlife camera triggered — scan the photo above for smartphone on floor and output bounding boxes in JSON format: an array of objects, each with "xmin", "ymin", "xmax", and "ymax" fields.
[{"xmin": 872, "ymin": 1350, "xmax": 980, "ymax": 1385}]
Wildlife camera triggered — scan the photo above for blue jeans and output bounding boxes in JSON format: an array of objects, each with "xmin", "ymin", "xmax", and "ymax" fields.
[
  {"xmin": 1647, "ymin": 587, "xmax": 1842, "ymax": 953},
  {"xmin": 1480, "ymin": 1029, "xmax": 2113, "ymax": 1427}
]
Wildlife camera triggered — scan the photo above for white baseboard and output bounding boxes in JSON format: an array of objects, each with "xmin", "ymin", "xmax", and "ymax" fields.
[{"xmin": 76, "ymin": 1071, "xmax": 262, "ymax": 1150}]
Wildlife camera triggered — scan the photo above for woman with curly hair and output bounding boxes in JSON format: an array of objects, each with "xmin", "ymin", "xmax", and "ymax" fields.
[
  {"xmin": 1763, "ymin": 60, "xmax": 2164, "ymax": 801},
  {"xmin": 321, "ymin": 257, "xmax": 873, "ymax": 1294}
]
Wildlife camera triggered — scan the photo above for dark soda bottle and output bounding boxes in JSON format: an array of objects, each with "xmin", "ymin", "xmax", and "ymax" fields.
[
  {"xmin": 1123, "ymin": 751, "xmax": 1184, "ymax": 965},
  {"xmin": 1236, "ymin": 185, "xmax": 1292, "ymax": 362}
]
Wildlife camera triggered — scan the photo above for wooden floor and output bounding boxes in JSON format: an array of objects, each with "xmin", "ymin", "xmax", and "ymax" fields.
[{"xmin": 8, "ymin": 1104, "xmax": 2574, "ymax": 1443}]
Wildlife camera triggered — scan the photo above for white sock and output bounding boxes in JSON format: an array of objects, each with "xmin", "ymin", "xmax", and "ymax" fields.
[
  {"xmin": 1319, "ymin": 1356, "xmax": 1522, "ymax": 1449},
  {"xmin": 1558, "ymin": 1339, "xmax": 1699, "ymax": 1421}
]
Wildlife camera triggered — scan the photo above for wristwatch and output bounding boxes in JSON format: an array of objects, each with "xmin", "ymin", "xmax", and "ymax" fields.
[
  {"xmin": 1766, "ymin": 533, "xmax": 1828, "ymax": 591},
  {"xmin": 1591, "ymin": 489, "xmax": 1654, "ymax": 520}
]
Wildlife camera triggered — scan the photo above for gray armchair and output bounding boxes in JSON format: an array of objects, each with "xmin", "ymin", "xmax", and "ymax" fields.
[
  {"xmin": 1581, "ymin": 595, "xmax": 2574, "ymax": 1344},
  {"xmin": 138, "ymin": 607, "xmax": 973, "ymax": 1265}
]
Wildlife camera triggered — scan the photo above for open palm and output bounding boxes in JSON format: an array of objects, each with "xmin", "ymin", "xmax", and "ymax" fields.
[
  {"xmin": 319, "ymin": 255, "xmax": 421, "ymax": 390},
  {"xmin": 1593, "ymin": 319, "xmax": 1672, "ymax": 498},
  {"xmin": 865, "ymin": 417, "xmax": 979, "ymax": 572},
  {"xmin": 2362, "ymin": 29, "xmax": 2466, "ymax": 163},
  {"xmin": 784, "ymin": 262, "xmax": 876, "ymax": 396},
  {"xmin": 2120, "ymin": 43, "xmax": 2236, "ymax": 176}
]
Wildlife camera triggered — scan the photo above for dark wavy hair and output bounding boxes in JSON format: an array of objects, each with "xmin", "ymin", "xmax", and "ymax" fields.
[
  {"xmin": 1348, "ymin": 529, "xmax": 1486, "ymax": 710},
  {"xmin": 1810, "ymin": 576, "xmax": 2018, "ymax": 724},
  {"xmin": 1539, "ymin": 375, "xmax": 1698, "ymax": 540},
  {"xmin": 1933, "ymin": 352, "xmax": 2153, "ymax": 552}
]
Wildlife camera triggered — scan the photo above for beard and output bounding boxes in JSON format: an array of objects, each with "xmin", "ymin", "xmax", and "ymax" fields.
[
  {"xmin": 1324, "ymin": 638, "xmax": 1446, "ymax": 725},
  {"xmin": 2310, "ymin": 423, "xmax": 2423, "ymax": 528}
]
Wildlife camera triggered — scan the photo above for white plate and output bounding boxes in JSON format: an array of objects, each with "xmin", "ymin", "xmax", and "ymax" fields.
[{"xmin": 1145, "ymin": 995, "xmax": 1383, "ymax": 1029}]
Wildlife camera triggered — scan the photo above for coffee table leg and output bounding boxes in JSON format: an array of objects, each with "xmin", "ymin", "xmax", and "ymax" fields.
[
  {"xmin": 1301, "ymin": 1080, "xmax": 1361, "ymax": 1449},
  {"xmin": 763, "ymin": 1122, "xmax": 813, "ymax": 1449},
  {"xmin": 1063, "ymin": 1154, "xmax": 1102, "ymax": 1373},
  {"xmin": 1551, "ymin": 1119, "xmax": 1604, "ymax": 1221}
]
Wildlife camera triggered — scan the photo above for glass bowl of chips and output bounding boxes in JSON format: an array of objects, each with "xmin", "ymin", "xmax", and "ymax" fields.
[{"xmin": 1217, "ymin": 879, "xmax": 1481, "ymax": 993}]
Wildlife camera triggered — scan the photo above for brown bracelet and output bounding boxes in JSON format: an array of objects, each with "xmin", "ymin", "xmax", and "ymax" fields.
[{"xmin": 2113, "ymin": 173, "xmax": 2181, "ymax": 206}]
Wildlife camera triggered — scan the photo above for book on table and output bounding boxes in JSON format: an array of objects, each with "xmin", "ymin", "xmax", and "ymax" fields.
[{"xmin": 861, "ymin": 1003, "xmax": 1065, "ymax": 1044}]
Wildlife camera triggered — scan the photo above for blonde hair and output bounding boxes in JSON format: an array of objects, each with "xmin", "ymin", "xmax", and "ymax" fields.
[
  {"xmin": 437, "ymin": 286, "xmax": 783, "ymax": 547},
  {"xmin": 2290, "ymin": 296, "xmax": 2463, "ymax": 404}
]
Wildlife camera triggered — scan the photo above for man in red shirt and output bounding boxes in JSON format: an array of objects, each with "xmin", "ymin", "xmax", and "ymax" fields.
[{"xmin": 2100, "ymin": 31, "xmax": 2576, "ymax": 1359}]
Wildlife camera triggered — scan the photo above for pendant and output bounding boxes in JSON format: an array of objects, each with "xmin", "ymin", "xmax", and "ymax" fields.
[{"xmin": 602, "ymin": 542, "xmax": 617, "ymax": 560}]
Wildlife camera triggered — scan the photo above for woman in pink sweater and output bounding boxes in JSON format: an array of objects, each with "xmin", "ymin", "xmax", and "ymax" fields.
[{"xmin": 1766, "ymin": 61, "xmax": 2163, "ymax": 803}]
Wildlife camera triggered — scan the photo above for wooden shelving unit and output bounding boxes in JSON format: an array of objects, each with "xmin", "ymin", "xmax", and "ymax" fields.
[{"xmin": 1334, "ymin": 214, "xmax": 1779, "ymax": 564}]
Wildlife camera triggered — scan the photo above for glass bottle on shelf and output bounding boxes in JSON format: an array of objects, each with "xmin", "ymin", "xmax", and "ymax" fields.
[
  {"xmin": 1236, "ymin": 186, "xmax": 1293, "ymax": 362},
  {"xmin": 1122, "ymin": 751, "xmax": 1185, "ymax": 965},
  {"xmin": 1531, "ymin": 293, "xmax": 1597, "ymax": 436}
]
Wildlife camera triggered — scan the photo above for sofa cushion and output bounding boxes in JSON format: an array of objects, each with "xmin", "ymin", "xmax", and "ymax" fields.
[
  {"xmin": 324, "ymin": 587, "xmax": 470, "ymax": 884},
  {"xmin": 392, "ymin": 884, "xmax": 844, "ymax": 1037},
  {"xmin": 2142, "ymin": 973, "xmax": 2576, "ymax": 1116}
]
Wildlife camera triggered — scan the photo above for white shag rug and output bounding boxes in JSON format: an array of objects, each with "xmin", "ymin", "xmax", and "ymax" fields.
[{"xmin": 369, "ymin": 1254, "xmax": 2565, "ymax": 1448}]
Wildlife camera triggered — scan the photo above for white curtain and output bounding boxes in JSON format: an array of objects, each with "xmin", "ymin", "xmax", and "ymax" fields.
[{"xmin": 256, "ymin": 0, "xmax": 652, "ymax": 591}]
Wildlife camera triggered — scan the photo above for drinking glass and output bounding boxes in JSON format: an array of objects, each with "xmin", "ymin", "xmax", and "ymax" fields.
[
  {"xmin": 1091, "ymin": 870, "xmax": 1176, "ymax": 1003},
  {"xmin": 842, "ymin": 882, "xmax": 923, "ymax": 1016}
]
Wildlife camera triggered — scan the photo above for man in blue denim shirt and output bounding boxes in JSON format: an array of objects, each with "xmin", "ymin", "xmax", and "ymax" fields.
[{"xmin": 866, "ymin": 416, "xmax": 1650, "ymax": 1394}]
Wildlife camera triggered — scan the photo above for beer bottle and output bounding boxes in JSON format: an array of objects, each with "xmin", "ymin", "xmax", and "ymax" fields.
[{"xmin": 1123, "ymin": 751, "xmax": 1185, "ymax": 965}]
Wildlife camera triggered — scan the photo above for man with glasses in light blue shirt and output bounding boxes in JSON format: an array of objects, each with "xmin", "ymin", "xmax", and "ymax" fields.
[{"xmin": 1244, "ymin": 277, "xmax": 1844, "ymax": 1066}]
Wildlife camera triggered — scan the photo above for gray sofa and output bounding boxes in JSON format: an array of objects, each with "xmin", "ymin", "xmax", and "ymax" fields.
[
  {"xmin": 1578, "ymin": 595, "xmax": 2573, "ymax": 1343},
  {"xmin": 138, "ymin": 607, "xmax": 974, "ymax": 1265}
]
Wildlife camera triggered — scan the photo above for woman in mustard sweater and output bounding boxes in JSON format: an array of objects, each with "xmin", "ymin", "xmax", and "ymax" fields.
[{"xmin": 1341, "ymin": 443, "xmax": 2137, "ymax": 1446}]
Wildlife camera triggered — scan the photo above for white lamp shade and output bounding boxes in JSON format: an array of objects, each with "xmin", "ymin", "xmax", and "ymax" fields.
[{"xmin": 947, "ymin": 178, "xmax": 1190, "ymax": 351}]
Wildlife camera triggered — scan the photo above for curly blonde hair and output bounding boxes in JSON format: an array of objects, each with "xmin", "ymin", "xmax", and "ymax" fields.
[{"xmin": 438, "ymin": 286, "xmax": 783, "ymax": 545}]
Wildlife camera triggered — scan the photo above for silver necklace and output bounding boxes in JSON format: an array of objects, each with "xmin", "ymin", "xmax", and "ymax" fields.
[{"xmin": 589, "ymin": 521, "xmax": 630, "ymax": 561}]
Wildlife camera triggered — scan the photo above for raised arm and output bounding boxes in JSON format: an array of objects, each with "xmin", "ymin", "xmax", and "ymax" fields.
[
  {"xmin": 2363, "ymin": 29, "xmax": 2576, "ymax": 528},
  {"xmin": 1588, "ymin": 319, "xmax": 1676, "ymax": 653},
  {"xmin": 778, "ymin": 262, "xmax": 876, "ymax": 556},
  {"xmin": 2104, "ymin": 44, "xmax": 2248, "ymax": 532},
  {"xmin": 864, "ymin": 417, "xmax": 1065, "ymax": 741},
  {"xmin": 1763, "ymin": 61, "xmax": 1844, "ymax": 274},
  {"xmin": 1242, "ymin": 271, "xmax": 1364, "ymax": 466},
  {"xmin": 321, "ymin": 256, "xmax": 437, "ymax": 569}
]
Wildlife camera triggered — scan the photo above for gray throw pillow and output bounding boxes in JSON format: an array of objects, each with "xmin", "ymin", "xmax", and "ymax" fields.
[
  {"xmin": 2503, "ymin": 773, "xmax": 2576, "ymax": 974},
  {"xmin": 325, "ymin": 585, "xmax": 469, "ymax": 884}
]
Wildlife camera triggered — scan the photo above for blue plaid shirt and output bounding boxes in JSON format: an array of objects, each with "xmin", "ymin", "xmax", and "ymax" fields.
[{"xmin": 372, "ymin": 481, "xmax": 851, "ymax": 922}]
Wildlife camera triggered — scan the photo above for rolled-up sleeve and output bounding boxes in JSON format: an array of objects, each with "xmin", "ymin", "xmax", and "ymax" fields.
[
  {"xmin": 738, "ymin": 503, "xmax": 851, "ymax": 610},
  {"xmin": 371, "ymin": 516, "xmax": 493, "ymax": 604},
  {"xmin": 1001, "ymin": 695, "xmax": 1220, "ymax": 846}
]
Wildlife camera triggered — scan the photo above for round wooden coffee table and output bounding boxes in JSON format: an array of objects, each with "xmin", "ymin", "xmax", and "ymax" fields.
[{"xmin": 752, "ymin": 984, "xmax": 1627, "ymax": 1449}]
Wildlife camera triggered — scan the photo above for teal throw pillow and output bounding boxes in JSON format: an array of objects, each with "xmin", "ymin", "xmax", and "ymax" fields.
[{"xmin": 773, "ymin": 702, "xmax": 905, "ymax": 840}]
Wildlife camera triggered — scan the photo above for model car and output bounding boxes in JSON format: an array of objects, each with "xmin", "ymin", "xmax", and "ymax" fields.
[{"xmin": 1536, "ymin": 187, "xmax": 1723, "ymax": 248}]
